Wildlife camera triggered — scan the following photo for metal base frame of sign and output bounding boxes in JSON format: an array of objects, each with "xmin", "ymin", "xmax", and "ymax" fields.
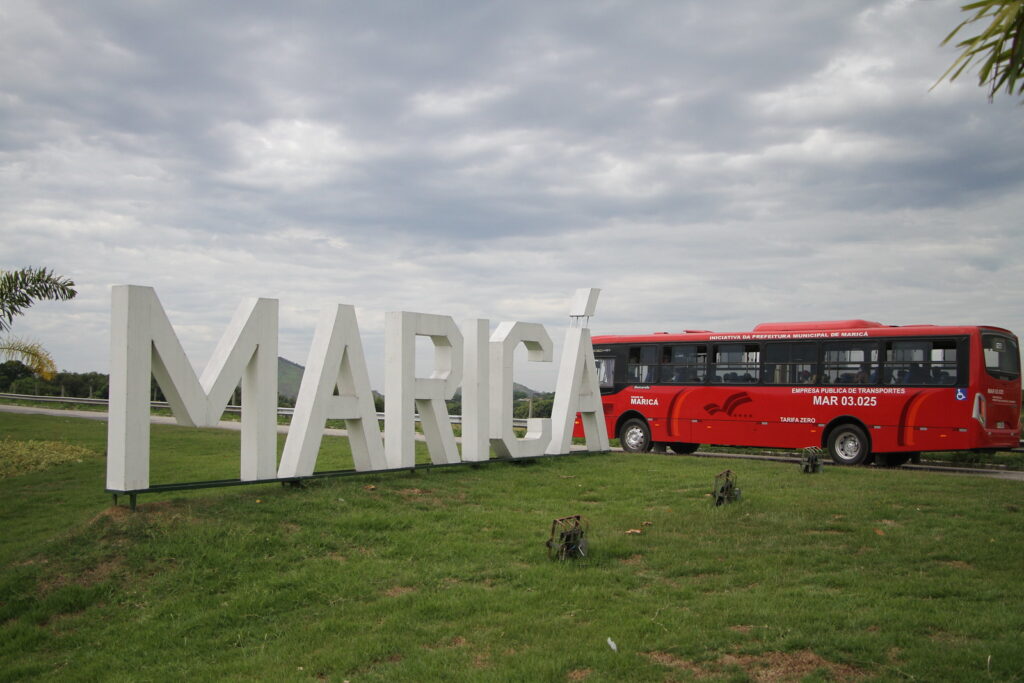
[
  {"xmin": 106, "ymin": 449, "xmax": 613, "ymax": 510},
  {"xmin": 111, "ymin": 493, "xmax": 139, "ymax": 511}
]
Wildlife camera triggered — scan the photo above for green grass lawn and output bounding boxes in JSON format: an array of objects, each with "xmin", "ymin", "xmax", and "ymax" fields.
[{"xmin": 1, "ymin": 412, "xmax": 1023, "ymax": 681}]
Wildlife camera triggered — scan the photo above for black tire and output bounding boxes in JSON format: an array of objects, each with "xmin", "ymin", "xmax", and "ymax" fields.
[
  {"xmin": 827, "ymin": 424, "xmax": 870, "ymax": 466},
  {"xmin": 619, "ymin": 418, "xmax": 652, "ymax": 453},
  {"xmin": 670, "ymin": 442, "xmax": 700, "ymax": 455}
]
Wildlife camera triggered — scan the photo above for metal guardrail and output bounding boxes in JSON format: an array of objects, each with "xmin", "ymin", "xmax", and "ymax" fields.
[
  {"xmin": 0, "ymin": 392, "xmax": 531, "ymax": 427},
  {"xmin": 0, "ymin": 392, "xmax": 248, "ymax": 413},
  {"xmin": 0, "ymin": 392, "xmax": 115, "ymax": 407}
]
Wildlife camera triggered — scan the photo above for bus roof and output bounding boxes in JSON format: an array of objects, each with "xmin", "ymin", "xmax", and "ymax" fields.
[
  {"xmin": 752, "ymin": 320, "xmax": 882, "ymax": 332},
  {"xmin": 592, "ymin": 321, "xmax": 1018, "ymax": 345}
]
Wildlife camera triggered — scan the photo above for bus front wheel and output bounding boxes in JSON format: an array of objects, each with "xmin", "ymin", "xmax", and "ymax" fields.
[
  {"xmin": 619, "ymin": 419, "xmax": 652, "ymax": 453},
  {"xmin": 827, "ymin": 424, "xmax": 869, "ymax": 466},
  {"xmin": 670, "ymin": 442, "xmax": 700, "ymax": 454}
]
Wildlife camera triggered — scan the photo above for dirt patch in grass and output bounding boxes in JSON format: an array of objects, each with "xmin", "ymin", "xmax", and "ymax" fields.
[
  {"xmin": 643, "ymin": 651, "xmax": 707, "ymax": 677},
  {"xmin": 89, "ymin": 506, "xmax": 133, "ymax": 524},
  {"xmin": 39, "ymin": 557, "xmax": 124, "ymax": 594},
  {"xmin": 97, "ymin": 499, "xmax": 199, "ymax": 520},
  {"xmin": 397, "ymin": 487, "xmax": 429, "ymax": 496},
  {"xmin": 645, "ymin": 649, "xmax": 867, "ymax": 681},
  {"xmin": 383, "ymin": 585, "xmax": 416, "ymax": 597},
  {"xmin": 395, "ymin": 487, "xmax": 464, "ymax": 506},
  {"xmin": 83, "ymin": 558, "xmax": 122, "ymax": 585},
  {"xmin": 719, "ymin": 650, "xmax": 866, "ymax": 681},
  {"xmin": 941, "ymin": 560, "xmax": 973, "ymax": 570},
  {"xmin": 424, "ymin": 636, "xmax": 467, "ymax": 650},
  {"xmin": 567, "ymin": 668, "xmax": 592, "ymax": 680}
]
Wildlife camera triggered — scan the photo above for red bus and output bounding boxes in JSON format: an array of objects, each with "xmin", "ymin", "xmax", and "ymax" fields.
[{"xmin": 583, "ymin": 320, "xmax": 1021, "ymax": 466}]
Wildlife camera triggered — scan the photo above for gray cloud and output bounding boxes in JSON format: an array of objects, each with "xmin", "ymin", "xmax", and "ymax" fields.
[{"xmin": 2, "ymin": 0, "xmax": 1022, "ymax": 390}]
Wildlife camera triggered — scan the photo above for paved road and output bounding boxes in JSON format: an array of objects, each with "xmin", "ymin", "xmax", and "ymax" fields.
[
  {"xmin": 683, "ymin": 449, "xmax": 1024, "ymax": 481},
  {"xmin": 2, "ymin": 404, "xmax": 1021, "ymax": 480},
  {"xmin": 1, "ymin": 403, "xmax": 350, "ymax": 437}
]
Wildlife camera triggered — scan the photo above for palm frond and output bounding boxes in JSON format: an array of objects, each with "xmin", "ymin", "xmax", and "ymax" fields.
[
  {"xmin": 0, "ymin": 337, "xmax": 58, "ymax": 380},
  {"xmin": 0, "ymin": 267, "xmax": 77, "ymax": 332},
  {"xmin": 935, "ymin": 0, "xmax": 1024, "ymax": 100}
]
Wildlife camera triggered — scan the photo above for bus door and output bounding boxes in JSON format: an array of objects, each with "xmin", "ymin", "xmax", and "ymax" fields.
[
  {"xmin": 763, "ymin": 341, "xmax": 819, "ymax": 446},
  {"xmin": 703, "ymin": 343, "xmax": 761, "ymax": 445},
  {"xmin": 977, "ymin": 332, "xmax": 1022, "ymax": 445},
  {"xmin": 593, "ymin": 353, "xmax": 618, "ymax": 435},
  {"xmin": 661, "ymin": 343, "xmax": 707, "ymax": 443}
]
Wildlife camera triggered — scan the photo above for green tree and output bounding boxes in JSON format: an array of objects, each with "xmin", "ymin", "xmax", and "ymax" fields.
[
  {"xmin": 0, "ymin": 360, "xmax": 33, "ymax": 392},
  {"xmin": 0, "ymin": 267, "xmax": 77, "ymax": 380},
  {"xmin": 513, "ymin": 394, "xmax": 555, "ymax": 419},
  {"xmin": 938, "ymin": 0, "xmax": 1024, "ymax": 100}
]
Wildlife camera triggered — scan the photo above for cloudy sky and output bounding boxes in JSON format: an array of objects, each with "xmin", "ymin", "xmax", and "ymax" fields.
[{"xmin": 3, "ymin": 0, "xmax": 1022, "ymax": 391}]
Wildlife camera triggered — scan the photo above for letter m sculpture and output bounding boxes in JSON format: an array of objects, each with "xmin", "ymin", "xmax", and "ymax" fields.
[{"xmin": 106, "ymin": 286, "xmax": 278, "ymax": 491}]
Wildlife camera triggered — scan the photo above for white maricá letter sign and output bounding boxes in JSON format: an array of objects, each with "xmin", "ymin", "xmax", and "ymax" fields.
[{"xmin": 106, "ymin": 287, "xmax": 609, "ymax": 492}]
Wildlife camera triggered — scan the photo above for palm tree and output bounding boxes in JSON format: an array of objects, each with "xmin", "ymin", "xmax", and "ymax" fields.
[
  {"xmin": 0, "ymin": 267, "xmax": 77, "ymax": 380},
  {"xmin": 938, "ymin": 0, "xmax": 1024, "ymax": 101}
]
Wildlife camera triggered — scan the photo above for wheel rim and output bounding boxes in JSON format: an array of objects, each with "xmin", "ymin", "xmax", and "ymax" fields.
[
  {"xmin": 835, "ymin": 431, "xmax": 862, "ymax": 461},
  {"xmin": 623, "ymin": 426, "xmax": 646, "ymax": 450}
]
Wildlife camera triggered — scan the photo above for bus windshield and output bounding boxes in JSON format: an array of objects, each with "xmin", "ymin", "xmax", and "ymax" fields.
[{"xmin": 982, "ymin": 334, "xmax": 1020, "ymax": 381}]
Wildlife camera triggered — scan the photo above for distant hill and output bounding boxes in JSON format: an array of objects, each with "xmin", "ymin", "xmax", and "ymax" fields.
[
  {"xmin": 277, "ymin": 357, "xmax": 541, "ymax": 401},
  {"xmin": 512, "ymin": 383, "xmax": 543, "ymax": 397},
  {"xmin": 278, "ymin": 357, "xmax": 305, "ymax": 401}
]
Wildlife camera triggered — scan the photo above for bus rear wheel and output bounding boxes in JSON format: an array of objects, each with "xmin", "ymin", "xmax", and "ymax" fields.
[
  {"xmin": 670, "ymin": 442, "xmax": 700, "ymax": 455},
  {"xmin": 619, "ymin": 419, "xmax": 652, "ymax": 453},
  {"xmin": 827, "ymin": 424, "xmax": 869, "ymax": 466}
]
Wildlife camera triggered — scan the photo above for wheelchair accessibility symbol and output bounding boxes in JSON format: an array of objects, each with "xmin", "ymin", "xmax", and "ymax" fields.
[{"xmin": 955, "ymin": 388, "xmax": 968, "ymax": 401}]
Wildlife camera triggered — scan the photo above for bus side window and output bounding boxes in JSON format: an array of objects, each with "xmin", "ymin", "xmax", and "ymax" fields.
[
  {"xmin": 886, "ymin": 339, "xmax": 959, "ymax": 385},
  {"xmin": 626, "ymin": 345, "xmax": 657, "ymax": 384},
  {"xmin": 929, "ymin": 340, "xmax": 958, "ymax": 385},
  {"xmin": 823, "ymin": 342, "xmax": 879, "ymax": 385},
  {"xmin": 661, "ymin": 344, "xmax": 707, "ymax": 384},
  {"xmin": 764, "ymin": 342, "xmax": 817, "ymax": 385},
  {"xmin": 595, "ymin": 358, "xmax": 615, "ymax": 389},
  {"xmin": 713, "ymin": 343, "xmax": 760, "ymax": 383}
]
